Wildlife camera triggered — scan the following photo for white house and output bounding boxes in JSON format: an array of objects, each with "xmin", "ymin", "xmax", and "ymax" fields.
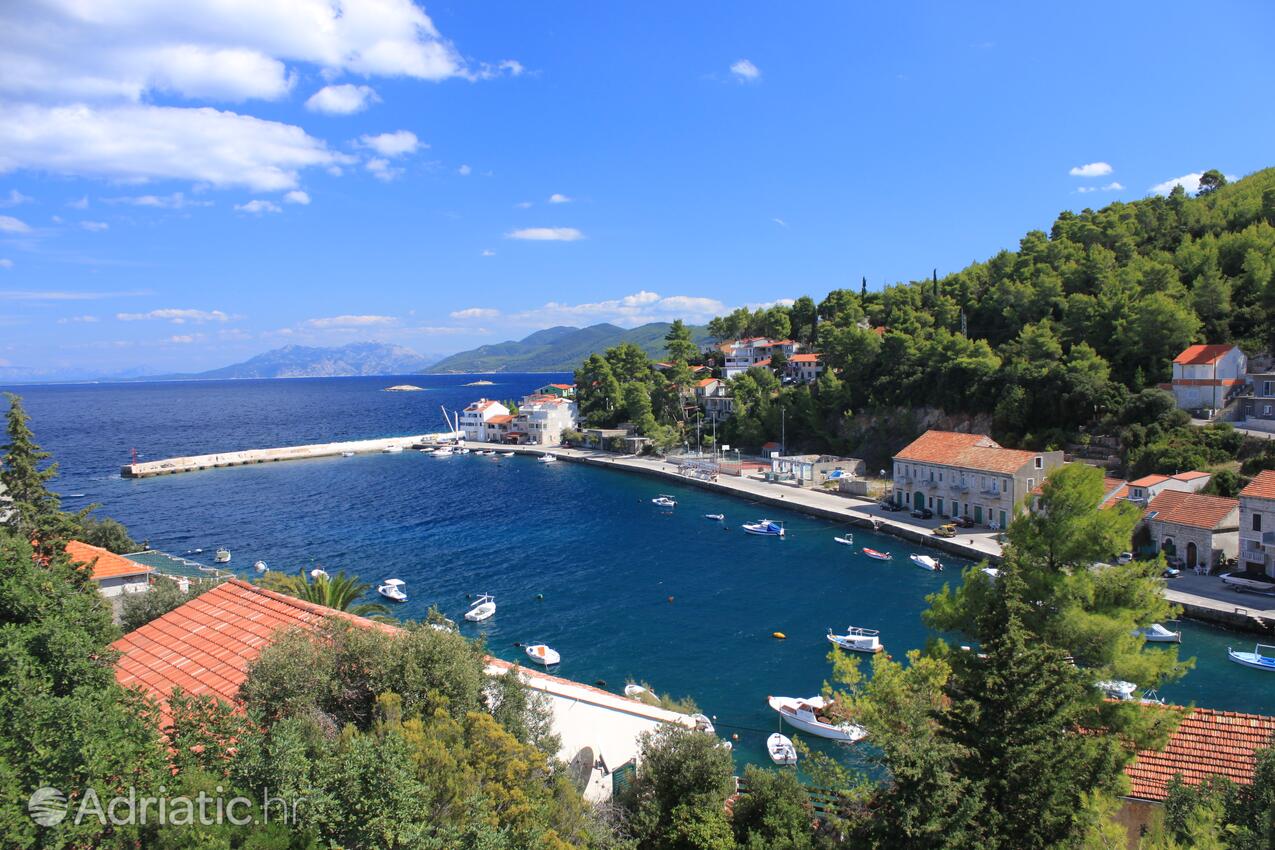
[
  {"xmin": 1239, "ymin": 470, "xmax": 1275, "ymax": 578},
  {"xmin": 720, "ymin": 337, "xmax": 801, "ymax": 378},
  {"xmin": 1125, "ymin": 471, "xmax": 1212, "ymax": 506},
  {"xmin": 66, "ymin": 540, "xmax": 152, "ymax": 599},
  {"xmin": 1169, "ymin": 344, "xmax": 1247, "ymax": 412},
  {"xmin": 517, "ymin": 394, "xmax": 578, "ymax": 446},
  {"xmin": 785, "ymin": 353, "xmax": 823, "ymax": 384},
  {"xmin": 458, "ymin": 399, "xmax": 510, "ymax": 442},
  {"xmin": 694, "ymin": 378, "xmax": 735, "ymax": 423}
]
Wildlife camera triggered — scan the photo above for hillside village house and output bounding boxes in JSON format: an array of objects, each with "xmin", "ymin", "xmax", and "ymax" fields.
[
  {"xmin": 694, "ymin": 377, "xmax": 735, "ymax": 422},
  {"xmin": 1143, "ymin": 490, "xmax": 1239, "ymax": 570},
  {"xmin": 66, "ymin": 540, "xmax": 153, "ymax": 599},
  {"xmin": 785, "ymin": 353, "xmax": 823, "ymax": 384},
  {"xmin": 892, "ymin": 430, "xmax": 1065, "ymax": 528},
  {"xmin": 1241, "ymin": 369, "xmax": 1275, "ymax": 429},
  {"xmin": 1169, "ymin": 344, "xmax": 1247, "ymax": 413},
  {"xmin": 516, "ymin": 394, "xmax": 578, "ymax": 446},
  {"xmin": 458, "ymin": 399, "xmax": 510, "ymax": 442},
  {"xmin": 535, "ymin": 382, "xmax": 576, "ymax": 399},
  {"xmin": 720, "ymin": 337, "xmax": 801, "ymax": 378},
  {"xmin": 1126, "ymin": 470, "xmax": 1212, "ymax": 506},
  {"xmin": 1239, "ymin": 470, "xmax": 1275, "ymax": 578},
  {"xmin": 111, "ymin": 579, "xmax": 693, "ymax": 801}
]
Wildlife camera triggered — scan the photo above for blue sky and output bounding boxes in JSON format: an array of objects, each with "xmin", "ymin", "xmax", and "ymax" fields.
[{"xmin": 2, "ymin": 1, "xmax": 1274, "ymax": 377}]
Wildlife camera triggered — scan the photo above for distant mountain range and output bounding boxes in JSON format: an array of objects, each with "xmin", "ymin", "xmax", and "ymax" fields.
[
  {"xmin": 424, "ymin": 322, "xmax": 712, "ymax": 373},
  {"xmin": 168, "ymin": 342, "xmax": 442, "ymax": 380}
]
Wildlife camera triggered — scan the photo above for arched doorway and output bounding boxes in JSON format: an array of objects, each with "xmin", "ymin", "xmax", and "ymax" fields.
[
  {"xmin": 913, "ymin": 491, "xmax": 926, "ymax": 511},
  {"xmin": 1161, "ymin": 538, "xmax": 1176, "ymax": 556},
  {"xmin": 1186, "ymin": 541, "xmax": 1198, "ymax": 569}
]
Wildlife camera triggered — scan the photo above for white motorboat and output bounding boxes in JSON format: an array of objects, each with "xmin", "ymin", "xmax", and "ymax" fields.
[
  {"xmin": 742, "ymin": 519, "xmax": 785, "ymax": 537},
  {"xmin": 624, "ymin": 683, "xmax": 648, "ymax": 698},
  {"xmin": 1228, "ymin": 644, "xmax": 1275, "ymax": 672},
  {"xmin": 341, "ymin": 451, "xmax": 356, "ymax": 457},
  {"xmin": 382, "ymin": 445, "xmax": 403, "ymax": 453},
  {"xmin": 1135, "ymin": 623, "xmax": 1181, "ymax": 643},
  {"xmin": 433, "ymin": 446, "xmax": 453, "ymax": 457},
  {"xmin": 768, "ymin": 695, "xmax": 866, "ymax": 743},
  {"xmin": 538, "ymin": 453, "xmax": 558, "ymax": 464},
  {"xmin": 1095, "ymin": 679, "xmax": 1137, "ymax": 701},
  {"xmin": 464, "ymin": 594, "xmax": 496, "ymax": 622},
  {"xmin": 524, "ymin": 643, "xmax": 560, "ymax": 666},
  {"xmin": 1220, "ymin": 572, "xmax": 1275, "ymax": 595},
  {"xmin": 909, "ymin": 554, "xmax": 942, "ymax": 571},
  {"xmin": 767, "ymin": 733, "xmax": 797, "ymax": 766},
  {"xmin": 834, "ymin": 535, "xmax": 854, "ymax": 546},
  {"xmin": 862, "ymin": 548, "xmax": 891, "ymax": 561},
  {"xmin": 827, "ymin": 626, "xmax": 883, "ymax": 654},
  {"xmin": 377, "ymin": 578, "xmax": 408, "ymax": 603},
  {"xmin": 501, "ymin": 451, "xmax": 515, "ymax": 457},
  {"xmin": 652, "ymin": 495, "xmax": 677, "ymax": 508},
  {"xmin": 690, "ymin": 713, "xmax": 715, "ymax": 735},
  {"xmin": 310, "ymin": 568, "xmax": 329, "ymax": 580},
  {"xmin": 253, "ymin": 560, "xmax": 268, "ymax": 572},
  {"xmin": 704, "ymin": 513, "xmax": 725, "ymax": 521},
  {"xmin": 981, "ymin": 567, "xmax": 1001, "ymax": 580},
  {"xmin": 214, "ymin": 548, "xmax": 231, "ymax": 563},
  {"xmin": 457, "ymin": 447, "xmax": 470, "ymax": 454}
]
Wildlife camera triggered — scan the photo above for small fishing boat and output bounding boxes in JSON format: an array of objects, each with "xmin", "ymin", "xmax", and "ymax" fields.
[
  {"xmin": 538, "ymin": 453, "xmax": 558, "ymax": 464},
  {"xmin": 341, "ymin": 451, "xmax": 356, "ymax": 457},
  {"xmin": 253, "ymin": 560, "xmax": 268, "ymax": 572},
  {"xmin": 981, "ymin": 567, "xmax": 1001, "ymax": 580},
  {"xmin": 501, "ymin": 450, "xmax": 515, "ymax": 457},
  {"xmin": 377, "ymin": 578, "xmax": 408, "ymax": 603},
  {"xmin": 1228, "ymin": 644, "xmax": 1275, "ymax": 672},
  {"xmin": 652, "ymin": 495, "xmax": 677, "ymax": 508},
  {"xmin": 862, "ymin": 548, "xmax": 891, "ymax": 561},
  {"xmin": 624, "ymin": 683, "xmax": 648, "ymax": 699},
  {"xmin": 768, "ymin": 695, "xmax": 867, "ymax": 743},
  {"xmin": 1095, "ymin": 679, "xmax": 1137, "ymax": 700},
  {"xmin": 767, "ymin": 733, "xmax": 797, "ymax": 766},
  {"xmin": 1220, "ymin": 572, "xmax": 1275, "ymax": 594},
  {"xmin": 834, "ymin": 535, "xmax": 854, "ymax": 546},
  {"xmin": 704, "ymin": 513, "xmax": 725, "ymax": 521},
  {"xmin": 909, "ymin": 554, "xmax": 942, "ymax": 571},
  {"xmin": 742, "ymin": 519, "xmax": 785, "ymax": 537},
  {"xmin": 1135, "ymin": 623, "xmax": 1182, "ymax": 643},
  {"xmin": 524, "ymin": 643, "xmax": 560, "ymax": 666},
  {"xmin": 382, "ymin": 445, "xmax": 403, "ymax": 453},
  {"xmin": 214, "ymin": 548, "xmax": 231, "ymax": 563},
  {"xmin": 827, "ymin": 626, "xmax": 883, "ymax": 654},
  {"xmin": 690, "ymin": 714, "xmax": 716, "ymax": 735},
  {"xmin": 310, "ymin": 568, "xmax": 329, "ymax": 580},
  {"xmin": 433, "ymin": 446, "xmax": 453, "ymax": 457},
  {"xmin": 464, "ymin": 594, "xmax": 496, "ymax": 622}
]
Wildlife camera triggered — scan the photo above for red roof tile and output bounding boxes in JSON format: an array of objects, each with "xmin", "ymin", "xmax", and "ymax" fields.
[
  {"xmin": 1125, "ymin": 706, "xmax": 1275, "ymax": 801},
  {"xmin": 486, "ymin": 414, "xmax": 514, "ymax": 425},
  {"xmin": 789, "ymin": 353, "xmax": 820, "ymax": 363},
  {"xmin": 1130, "ymin": 475, "xmax": 1169, "ymax": 487},
  {"xmin": 1173, "ymin": 344, "xmax": 1238, "ymax": 366},
  {"xmin": 1172, "ymin": 470, "xmax": 1211, "ymax": 481},
  {"xmin": 894, "ymin": 430, "xmax": 1039, "ymax": 475},
  {"xmin": 66, "ymin": 540, "xmax": 152, "ymax": 581},
  {"xmin": 1241, "ymin": 470, "xmax": 1275, "ymax": 501},
  {"xmin": 695, "ymin": 377, "xmax": 719, "ymax": 388},
  {"xmin": 1145, "ymin": 490, "xmax": 1239, "ymax": 530}
]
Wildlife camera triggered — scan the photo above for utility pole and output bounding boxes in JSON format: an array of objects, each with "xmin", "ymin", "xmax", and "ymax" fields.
[{"xmin": 780, "ymin": 405, "xmax": 786, "ymax": 456}]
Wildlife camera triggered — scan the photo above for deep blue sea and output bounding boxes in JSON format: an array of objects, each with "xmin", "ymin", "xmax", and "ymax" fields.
[{"xmin": 6, "ymin": 374, "xmax": 1275, "ymax": 768}]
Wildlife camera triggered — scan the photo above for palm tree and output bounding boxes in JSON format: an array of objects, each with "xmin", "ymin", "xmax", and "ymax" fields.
[{"xmin": 261, "ymin": 569, "xmax": 391, "ymax": 619}]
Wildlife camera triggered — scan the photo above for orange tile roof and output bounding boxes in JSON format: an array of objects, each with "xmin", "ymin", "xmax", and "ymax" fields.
[
  {"xmin": 1172, "ymin": 470, "xmax": 1211, "ymax": 481},
  {"xmin": 1145, "ymin": 490, "xmax": 1239, "ymax": 530},
  {"xmin": 789, "ymin": 353, "xmax": 820, "ymax": 363},
  {"xmin": 894, "ymin": 430, "xmax": 1038, "ymax": 475},
  {"xmin": 1129, "ymin": 475, "xmax": 1169, "ymax": 487},
  {"xmin": 548, "ymin": 383, "xmax": 574, "ymax": 389},
  {"xmin": 1125, "ymin": 706, "xmax": 1275, "ymax": 802},
  {"xmin": 695, "ymin": 377, "xmax": 719, "ymax": 388},
  {"xmin": 486, "ymin": 414, "xmax": 514, "ymax": 425},
  {"xmin": 111, "ymin": 579, "xmax": 394, "ymax": 720},
  {"xmin": 1101, "ymin": 482, "xmax": 1130, "ymax": 509},
  {"xmin": 1241, "ymin": 470, "xmax": 1275, "ymax": 501},
  {"xmin": 1173, "ymin": 344, "xmax": 1238, "ymax": 365},
  {"xmin": 66, "ymin": 540, "xmax": 152, "ymax": 581}
]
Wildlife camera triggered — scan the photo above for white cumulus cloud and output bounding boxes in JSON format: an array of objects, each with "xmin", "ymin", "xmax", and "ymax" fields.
[
  {"xmin": 506, "ymin": 227, "xmax": 584, "ymax": 242},
  {"xmin": 730, "ymin": 59, "xmax": 761, "ymax": 81},
  {"xmin": 548, "ymin": 193, "xmax": 571, "ymax": 204},
  {"xmin": 1149, "ymin": 172, "xmax": 1235, "ymax": 195},
  {"xmin": 358, "ymin": 130, "xmax": 420, "ymax": 157},
  {"xmin": 511, "ymin": 290, "xmax": 726, "ymax": 328},
  {"xmin": 283, "ymin": 190, "xmax": 310, "ymax": 205},
  {"xmin": 117, "ymin": 308, "xmax": 231, "ymax": 323},
  {"xmin": 451, "ymin": 307, "xmax": 500, "ymax": 319},
  {"xmin": 303, "ymin": 314, "xmax": 397, "ymax": 329},
  {"xmin": 1069, "ymin": 161, "xmax": 1113, "ymax": 177},
  {"xmin": 458, "ymin": 164, "xmax": 472, "ymax": 176},
  {"xmin": 104, "ymin": 192, "xmax": 212, "ymax": 209},
  {"xmin": 0, "ymin": 215, "xmax": 31, "ymax": 233},
  {"xmin": 305, "ymin": 84, "xmax": 380, "ymax": 115},
  {"xmin": 234, "ymin": 199, "xmax": 282, "ymax": 214}
]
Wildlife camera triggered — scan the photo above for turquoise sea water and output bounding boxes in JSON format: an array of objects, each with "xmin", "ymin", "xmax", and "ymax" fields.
[{"xmin": 7, "ymin": 374, "xmax": 1275, "ymax": 769}]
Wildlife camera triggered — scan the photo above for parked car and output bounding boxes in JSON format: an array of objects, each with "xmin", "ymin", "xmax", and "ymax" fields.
[
  {"xmin": 880, "ymin": 500, "xmax": 906, "ymax": 512},
  {"xmin": 953, "ymin": 516, "xmax": 976, "ymax": 528},
  {"xmin": 932, "ymin": 524, "xmax": 958, "ymax": 538},
  {"xmin": 1165, "ymin": 555, "xmax": 1186, "ymax": 571},
  {"xmin": 1115, "ymin": 552, "xmax": 1134, "ymax": 565},
  {"xmin": 911, "ymin": 507, "xmax": 934, "ymax": 520}
]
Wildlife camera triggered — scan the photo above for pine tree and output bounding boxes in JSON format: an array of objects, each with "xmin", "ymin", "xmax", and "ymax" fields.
[{"xmin": 1, "ymin": 393, "xmax": 68, "ymax": 549}]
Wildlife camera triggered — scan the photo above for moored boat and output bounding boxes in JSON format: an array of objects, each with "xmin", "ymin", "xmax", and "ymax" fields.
[
  {"xmin": 433, "ymin": 446, "xmax": 453, "ymax": 457},
  {"xmin": 214, "ymin": 547, "xmax": 231, "ymax": 563},
  {"xmin": 624, "ymin": 683, "xmax": 648, "ymax": 698},
  {"xmin": 377, "ymin": 578, "xmax": 407, "ymax": 603},
  {"xmin": 310, "ymin": 568, "xmax": 329, "ymax": 580},
  {"xmin": 464, "ymin": 594, "xmax": 496, "ymax": 622},
  {"xmin": 652, "ymin": 494, "xmax": 677, "ymax": 508},
  {"xmin": 525, "ymin": 643, "xmax": 560, "ymax": 666},
  {"xmin": 827, "ymin": 626, "xmax": 883, "ymax": 654},
  {"xmin": 767, "ymin": 733, "xmax": 797, "ymax": 765},
  {"xmin": 909, "ymin": 554, "xmax": 942, "ymax": 571},
  {"xmin": 1095, "ymin": 679, "xmax": 1137, "ymax": 700},
  {"xmin": 704, "ymin": 513, "xmax": 725, "ymax": 522},
  {"xmin": 862, "ymin": 548, "xmax": 891, "ymax": 561},
  {"xmin": 382, "ymin": 445, "xmax": 403, "ymax": 453},
  {"xmin": 1135, "ymin": 623, "xmax": 1182, "ymax": 643},
  {"xmin": 1228, "ymin": 644, "xmax": 1275, "ymax": 672},
  {"xmin": 834, "ymin": 535, "xmax": 854, "ymax": 546},
  {"xmin": 768, "ymin": 695, "xmax": 866, "ymax": 743},
  {"xmin": 538, "ymin": 453, "xmax": 558, "ymax": 464},
  {"xmin": 742, "ymin": 519, "xmax": 785, "ymax": 537},
  {"xmin": 253, "ymin": 560, "xmax": 268, "ymax": 572}
]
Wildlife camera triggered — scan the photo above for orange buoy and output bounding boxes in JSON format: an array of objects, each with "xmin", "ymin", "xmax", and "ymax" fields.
[{"xmin": 772, "ymin": 631, "xmax": 786, "ymax": 640}]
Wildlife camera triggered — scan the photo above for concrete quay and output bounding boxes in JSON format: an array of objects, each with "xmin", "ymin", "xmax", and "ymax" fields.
[{"xmin": 119, "ymin": 432, "xmax": 457, "ymax": 478}]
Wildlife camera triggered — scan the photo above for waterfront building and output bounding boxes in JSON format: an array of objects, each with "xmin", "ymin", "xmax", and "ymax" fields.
[
  {"xmin": 1168, "ymin": 344, "xmax": 1247, "ymax": 414},
  {"xmin": 1126, "ymin": 470, "xmax": 1212, "ymax": 506},
  {"xmin": 516, "ymin": 394, "xmax": 578, "ymax": 446},
  {"xmin": 1238, "ymin": 470, "xmax": 1275, "ymax": 577},
  {"xmin": 694, "ymin": 377, "xmax": 735, "ymax": 422},
  {"xmin": 892, "ymin": 430, "xmax": 1065, "ymax": 528},
  {"xmin": 484, "ymin": 413, "xmax": 516, "ymax": 443},
  {"xmin": 111, "ymin": 579, "xmax": 692, "ymax": 800},
  {"xmin": 65, "ymin": 540, "xmax": 152, "ymax": 599},
  {"xmin": 1143, "ymin": 490, "xmax": 1239, "ymax": 570},
  {"xmin": 769, "ymin": 454, "xmax": 865, "ymax": 488},
  {"xmin": 458, "ymin": 399, "xmax": 510, "ymax": 442},
  {"xmin": 1117, "ymin": 706, "xmax": 1275, "ymax": 842},
  {"xmin": 535, "ymin": 382, "xmax": 576, "ymax": 399},
  {"xmin": 785, "ymin": 352, "xmax": 823, "ymax": 384}
]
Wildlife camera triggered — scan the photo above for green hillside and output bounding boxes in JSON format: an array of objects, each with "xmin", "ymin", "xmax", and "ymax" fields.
[{"xmin": 424, "ymin": 322, "xmax": 712, "ymax": 373}]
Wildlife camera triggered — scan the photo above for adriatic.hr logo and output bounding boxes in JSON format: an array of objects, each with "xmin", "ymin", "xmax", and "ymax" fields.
[{"xmin": 28, "ymin": 786, "xmax": 69, "ymax": 826}]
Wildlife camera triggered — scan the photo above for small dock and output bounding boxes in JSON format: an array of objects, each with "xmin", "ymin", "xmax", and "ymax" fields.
[{"xmin": 120, "ymin": 431, "xmax": 460, "ymax": 478}]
